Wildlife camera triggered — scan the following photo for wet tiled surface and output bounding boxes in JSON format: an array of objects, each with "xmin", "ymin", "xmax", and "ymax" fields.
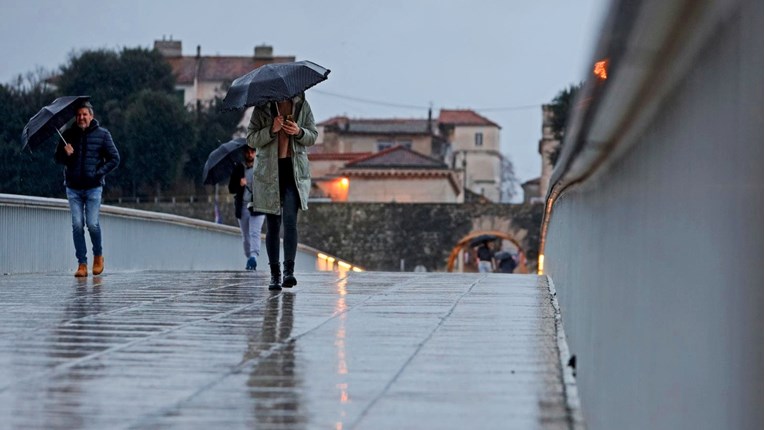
[{"xmin": 0, "ymin": 271, "xmax": 572, "ymax": 429}]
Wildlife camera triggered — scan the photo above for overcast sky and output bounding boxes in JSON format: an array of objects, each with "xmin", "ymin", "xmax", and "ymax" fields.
[{"xmin": 0, "ymin": 0, "xmax": 610, "ymax": 193}]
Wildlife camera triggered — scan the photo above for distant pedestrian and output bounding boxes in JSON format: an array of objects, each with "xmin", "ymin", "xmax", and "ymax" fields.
[
  {"xmin": 246, "ymin": 93, "xmax": 317, "ymax": 290},
  {"xmin": 229, "ymin": 146, "xmax": 265, "ymax": 271},
  {"xmin": 497, "ymin": 252, "xmax": 517, "ymax": 274},
  {"xmin": 476, "ymin": 241, "xmax": 495, "ymax": 273},
  {"xmin": 54, "ymin": 101, "xmax": 120, "ymax": 277}
]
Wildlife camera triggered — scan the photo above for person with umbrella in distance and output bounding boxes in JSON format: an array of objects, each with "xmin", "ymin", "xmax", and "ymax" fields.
[
  {"xmin": 54, "ymin": 100, "xmax": 120, "ymax": 277},
  {"xmin": 495, "ymin": 250, "xmax": 517, "ymax": 274},
  {"xmin": 228, "ymin": 145, "xmax": 265, "ymax": 271},
  {"xmin": 475, "ymin": 239, "xmax": 496, "ymax": 273},
  {"xmin": 247, "ymin": 93, "xmax": 317, "ymax": 290}
]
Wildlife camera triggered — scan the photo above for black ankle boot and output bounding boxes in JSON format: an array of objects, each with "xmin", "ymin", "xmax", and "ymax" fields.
[
  {"xmin": 282, "ymin": 260, "xmax": 297, "ymax": 288},
  {"xmin": 268, "ymin": 263, "xmax": 282, "ymax": 290}
]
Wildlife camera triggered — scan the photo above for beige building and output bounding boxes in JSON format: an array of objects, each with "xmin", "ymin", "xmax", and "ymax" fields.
[
  {"xmin": 318, "ymin": 116, "xmax": 448, "ymax": 160},
  {"xmin": 316, "ymin": 109, "xmax": 504, "ymax": 202},
  {"xmin": 308, "ymin": 151, "xmax": 371, "ymax": 201},
  {"xmin": 337, "ymin": 146, "xmax": 460, "ymax": 203},
  {"xmin": 537, "ymin": 104, "xmax": 560, "ymax": 198},
  {"xmin": 521, "ymin": 178, "xmax": 543, "ymax": 204},
  {"xmin": 154, "ymin": 38, "xmax": 295, "ymax": 108},
  {"xmin": 520, "ymin": 105, "xmax": 561, "ymax": 204},
  {"xmin": 521, "ymin": 105, "xmax": 560, "ymax": 203},
  {"xmin": 438, "ymin": 110, "xmax": 503, "ymax": 202}
]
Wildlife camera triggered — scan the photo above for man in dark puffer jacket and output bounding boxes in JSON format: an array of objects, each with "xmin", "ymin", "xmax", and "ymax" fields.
[{"xmin": 54, "ymin": 101, "xmax": 120, "ymax": 277}]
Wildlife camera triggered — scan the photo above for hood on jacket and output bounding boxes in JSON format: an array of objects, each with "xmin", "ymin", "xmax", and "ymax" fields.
[{"xmin": 265, "ymin": 93, "xmax": 305, "ymax": 118}]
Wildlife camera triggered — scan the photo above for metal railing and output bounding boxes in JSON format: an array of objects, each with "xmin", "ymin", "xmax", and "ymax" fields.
[{"xmin": 103, "ymin": 195, "xmax": 232, "ymax": 205}]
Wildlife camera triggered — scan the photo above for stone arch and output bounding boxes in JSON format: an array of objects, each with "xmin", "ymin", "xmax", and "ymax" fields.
[{"xmin": 446, "ymin": 230, "xmax": 528, "ymax": 273}]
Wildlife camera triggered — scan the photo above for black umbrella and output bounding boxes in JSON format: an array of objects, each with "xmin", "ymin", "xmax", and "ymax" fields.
[
  {"xmin": 221, "ymin": 60, "xmax": 330, "ymax": 111},
  {"xmin": 469, "ymin": 234, "xmax": 498, "ymax": 247},
  {"xmin": 21, "ymin": 95, "xmax": 90, "ymax": 151},
  {"xmin": 202, "ymin": 138, "xmax": 248, "ymax": 185}
]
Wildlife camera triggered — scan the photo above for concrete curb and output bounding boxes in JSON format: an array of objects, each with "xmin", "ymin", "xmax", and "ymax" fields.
[{"xmin": 545, "ymin": 274, "xmax": 586, "ymax": 429}]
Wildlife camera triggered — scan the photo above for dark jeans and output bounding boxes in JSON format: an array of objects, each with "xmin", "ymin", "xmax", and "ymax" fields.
[
  {"xmin": 65, "ymin": 186, "xmax": 103, "ymax": 264},
  {"xmin": 265, "ymin": 158, "xmax": 299, "ymax": 265}
]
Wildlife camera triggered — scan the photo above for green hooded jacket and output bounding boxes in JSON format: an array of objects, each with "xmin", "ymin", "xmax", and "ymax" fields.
[{"xmin": 246, "ymin": 95, "xmax": 317, "ymax": 214}]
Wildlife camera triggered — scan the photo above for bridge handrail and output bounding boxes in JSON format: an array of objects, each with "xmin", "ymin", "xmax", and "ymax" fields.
[
  {"xmin": 537, "ymin": 0, "xmax": 762, "ymax": 428},
  {"xmin": 1, "ymin": 193, "xmax": 239, "ymax": 234},
  {"xmin": 0, "ymin": 193, "xmax": 330, "ymax": 262},
  {"xmin": 540, "ymin": 0, "xmax": 741, "ymax": 258}
]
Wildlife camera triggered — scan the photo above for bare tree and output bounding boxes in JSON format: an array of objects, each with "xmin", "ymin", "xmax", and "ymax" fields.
[{"xmin": 500, "ymin": 154, "xmax": 519, "ymax": 203}]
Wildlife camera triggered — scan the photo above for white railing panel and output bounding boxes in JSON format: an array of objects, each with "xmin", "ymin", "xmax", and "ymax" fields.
[{"xmin": 0, "ymin": 194, "xmax": 328, "ymax": 274}]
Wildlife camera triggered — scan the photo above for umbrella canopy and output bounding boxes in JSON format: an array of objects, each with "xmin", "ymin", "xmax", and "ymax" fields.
[
  {"xmin": 469, "ymin": 234, "xmax": 498, "ymax": 247},
  {"xmin": 21, "ymin": 95, "xmax": 90, "ymax": 151},
  {"xmin": 221, "ymin": 60, "xmax": 330, "ymax": 111},
  {"xmin": 202, "ymin": 138, "xmax": 248, "ymax": 185}
]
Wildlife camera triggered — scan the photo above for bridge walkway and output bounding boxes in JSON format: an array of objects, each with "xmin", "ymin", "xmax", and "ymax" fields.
[{"xmin": 0, "ymin": 270, "xmax": 580, "ymax": 429}]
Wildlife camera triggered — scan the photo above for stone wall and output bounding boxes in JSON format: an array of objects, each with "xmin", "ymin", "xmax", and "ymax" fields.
[{"xmin": 114, "ymin": 200, "xmax": 543, "ymax": 272}]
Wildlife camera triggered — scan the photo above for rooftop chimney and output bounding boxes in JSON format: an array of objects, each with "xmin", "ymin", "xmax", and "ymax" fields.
[
  {"xmin": 154, "ymin": 39, "xmax": 182, "ymax": 57},
  {"xmin": 254, "ymin": 44, "xmax": 273, "ymax": 59}
]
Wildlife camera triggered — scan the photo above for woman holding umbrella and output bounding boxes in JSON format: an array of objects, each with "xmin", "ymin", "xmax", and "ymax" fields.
[{"xmin": 246, "ymin": 93, "xmax": 317, "ymax": 290}]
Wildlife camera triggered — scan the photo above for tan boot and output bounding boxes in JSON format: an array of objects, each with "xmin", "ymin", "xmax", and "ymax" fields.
[
  {"xmin": 93, "ymin": 256, "xmax": 104, "ymax": 275},
  {"xmin": 74, "ymin": 263, "xmax": 88, "ymax": 278}
]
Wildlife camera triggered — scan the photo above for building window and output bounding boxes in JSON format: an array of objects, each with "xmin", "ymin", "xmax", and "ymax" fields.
[
  {"xmin": 174, "ymin": 89, "xmax": 185, "ymax": 105},
  {"xmin": 475, "ymin": 132, "xmax": 483, "ymax": 147},
  {"xmin": 377, "ymin": 140, "xmax": 411, "ymax": 151}
]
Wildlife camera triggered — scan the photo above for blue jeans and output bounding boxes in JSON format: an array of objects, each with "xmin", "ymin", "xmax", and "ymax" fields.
[
  {"xmin": 239, "ymin": 205, "xmax": 265, "ymax": 258},
  {"xmin": 478, "ymin": 261, "xmax": 493, "ymax": 273},
  {"xmin": 66, "ymin": 186, "xmax": 103, "ymax": 264}
]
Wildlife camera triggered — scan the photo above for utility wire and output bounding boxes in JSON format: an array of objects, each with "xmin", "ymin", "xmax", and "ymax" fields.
[
  {"xmin": 312, "ymin": 89, "xmax": 428, "ymax": 110},
  {"xmin": 474, "ymin": 104, "xmax": 541, "ymax": 112},
  {"xmin": 312, "ymin": 89, "xmax": 543, "ymax": 113}
]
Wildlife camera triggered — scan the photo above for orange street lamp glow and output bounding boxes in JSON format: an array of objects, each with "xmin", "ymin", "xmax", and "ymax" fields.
[
  {"xmin": 538, "ymin": 254, "xmax": 545, "ymax": 275},
  {"xmin": 594, "ymin": 59, "xmax": 608, "ymax": 80},
  {"xmin": 340, "ymin": 177, "xmax": 349, "ymax": 187}
]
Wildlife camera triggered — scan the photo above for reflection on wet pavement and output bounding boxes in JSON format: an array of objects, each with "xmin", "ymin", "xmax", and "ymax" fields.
[
  {"xmin": 245, "ymin": 291, "xmax": 304, "ymax": 428},
  {"xmin": 0, "ymin": 271, "xmax": 574, "ymax": 429},
  {"xmin": 45, "ymin": 278, "xmax": 106, "ymax": 429}
]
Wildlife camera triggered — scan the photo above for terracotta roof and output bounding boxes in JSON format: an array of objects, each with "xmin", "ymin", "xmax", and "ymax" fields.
[
  {"xmin": 438, "ymin": 109, "xmax": 500, "ymax": 128},
  {"xmin": 342, "ymin": 169, "xmax": 461, "ymax": 195},
  {"xmin": 308, "ymin": 152, "xmax": 371, "ymax": 161},
  {"xmin": 343, "ymin": 145, "xmax": 447, "ymax": 169},
  {"xmin": 166, "ymin": 56, "xmax": 296, "ymax": 85},
  {"xmin": 318, "ymin": 117, "xmax": 432, "ymax": 135},
  {"xmin": 317, "ymin": 116, "xmax": 349, "ymax": 126}
]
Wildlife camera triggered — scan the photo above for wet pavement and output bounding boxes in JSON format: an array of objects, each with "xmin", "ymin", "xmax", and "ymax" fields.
[{"xmin": 0, "ymin": 271, "xmax": 578, "ymax": 429}]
